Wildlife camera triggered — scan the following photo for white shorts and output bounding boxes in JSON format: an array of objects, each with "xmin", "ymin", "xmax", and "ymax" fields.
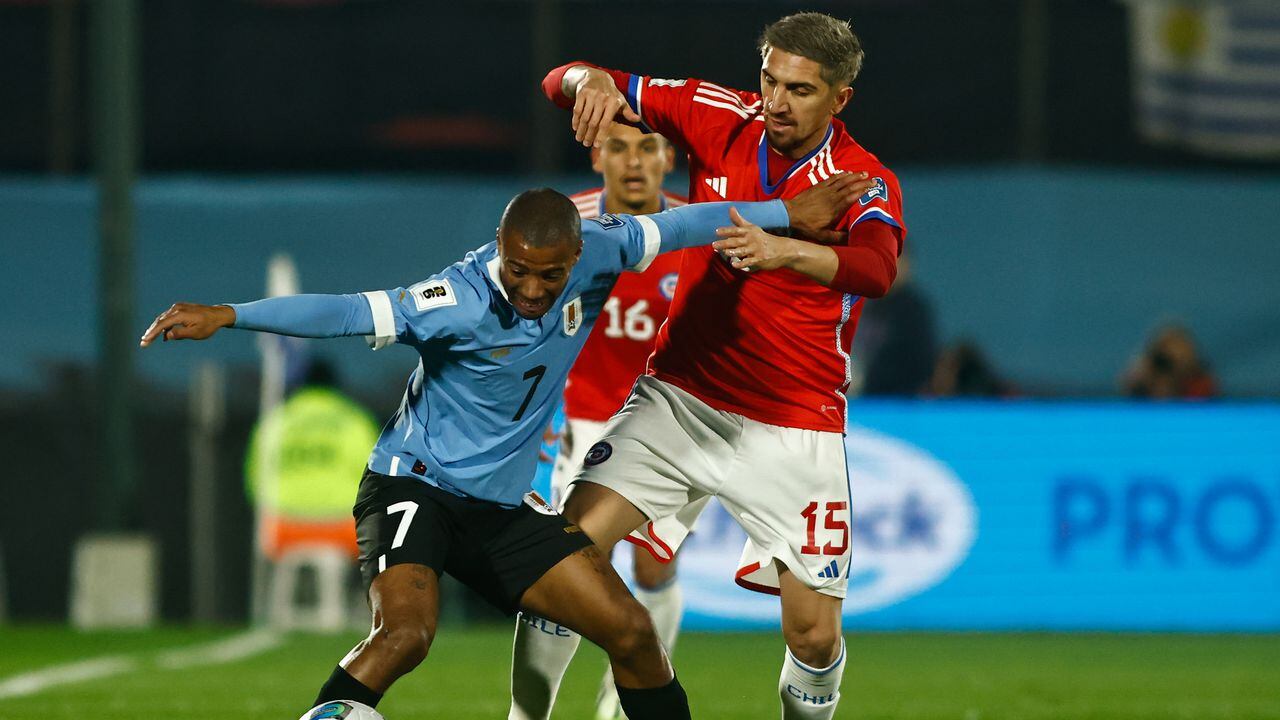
[
  {"xmin": 573, "ymin": 376, "xmax": 853, "ymax": 597},
  {"xmin": 552, "ymin": 414, "xmax": 710, "ymax": 563}
]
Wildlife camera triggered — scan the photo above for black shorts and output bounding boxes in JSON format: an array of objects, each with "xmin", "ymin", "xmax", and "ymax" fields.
[{"xmin": 353, "ymin": 469, "xmax": 593, "ymax": 615}]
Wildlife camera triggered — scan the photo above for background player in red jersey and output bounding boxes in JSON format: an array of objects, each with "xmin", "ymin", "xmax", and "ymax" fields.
[
  {"xmin": 514, "ymin": 12, "xmax": 903, "ymax": 720},
  {"xmin": 509, "ymin": 124, "xmax": 699, "ymax": 720}
]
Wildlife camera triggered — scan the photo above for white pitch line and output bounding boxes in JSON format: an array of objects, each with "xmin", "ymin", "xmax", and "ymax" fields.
[
  {"xmin": 155, "ymin": 629, "xmax": 283, "ymax": 669},
  {"xmin": 0, "ymin": 629, "xmax": 285, "ymax": 699},
  {"xmin": 0, "ymin": 656, "xmax": 139, "ymax": 699}
]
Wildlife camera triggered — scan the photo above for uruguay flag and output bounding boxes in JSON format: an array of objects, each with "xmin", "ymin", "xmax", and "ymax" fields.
[{"xmin": 1127, "ymin": 1, "xmax": 1280, "ymax": 159}]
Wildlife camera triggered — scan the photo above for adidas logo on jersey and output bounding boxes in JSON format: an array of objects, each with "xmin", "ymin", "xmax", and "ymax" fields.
[
  {"xmin": 705, "ymin": 176, "xmax": 727, "ymax": 197},
  {"xmin": 816, "ymin": 560, "xmax": 840, "ymax": 579}
]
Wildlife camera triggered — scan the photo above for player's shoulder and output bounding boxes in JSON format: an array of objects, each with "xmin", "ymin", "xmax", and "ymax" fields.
[
  {"xmin": 829, "ymin": 121, "xmax": 900, "ymax": 184},
  {"xmin": 397, "ymin": 248, "xmax": 495, "ymax": 324},
  {"xmin": 569, "ymin": 187, "xmax": 604, "ymax": 219}
]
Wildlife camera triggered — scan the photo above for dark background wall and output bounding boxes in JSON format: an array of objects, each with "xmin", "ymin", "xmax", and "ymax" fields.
[{"xmin": 3, "ymin": 0, "xmax": 1262, "ymax": 175}]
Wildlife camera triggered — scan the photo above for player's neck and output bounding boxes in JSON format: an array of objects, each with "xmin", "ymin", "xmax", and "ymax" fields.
[{"xmin": 604, "ymin": 193, "xmax": 662, "ymax": 216}]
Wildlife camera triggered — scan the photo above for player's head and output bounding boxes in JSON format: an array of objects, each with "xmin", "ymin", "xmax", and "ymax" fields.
[
  {"xmin": 496, "ymin": 188, "xmax": 583, "ymax": 319},
  {"xmin": 757, "ymin": 13, "xmax": 863, "ymax": 155},
  {"xmin": 591, "ymin": 125, "xmax": 675, "ymax": 213}
]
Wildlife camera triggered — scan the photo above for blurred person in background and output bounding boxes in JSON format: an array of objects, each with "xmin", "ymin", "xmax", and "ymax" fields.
[
  {"xmin": 511, "ymin": 125, "xmax": 697, "ymax": 720},
  {"xmin": 929, "ymin": 341, "xmax": 1013, "ymax": 398},
  {"xmin": 246, "ymin": 359, "xmax": 380, "ymax": 628},
  {"xmin": 852, "ymin": 246, "xmax": 937, "ymax": 396},
  {"xmin": 1122, "ymin": 324, "xmax": 1218, "ymax": 399}
]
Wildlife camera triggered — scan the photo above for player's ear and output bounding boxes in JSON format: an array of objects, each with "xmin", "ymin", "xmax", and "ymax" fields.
[
  {"xmin": 663, "ymin": 143, "xmax": 676, "ymax": 173},
  {"xmin": 590, "ymin": 146, "xmax": 603, "ymax": 173},
  {"xmin": 832, "ymin": 86, "xmax": 854, "ymax": 114}
]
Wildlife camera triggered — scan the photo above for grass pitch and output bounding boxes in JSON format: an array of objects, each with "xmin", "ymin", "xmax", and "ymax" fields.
[{"xmin": 0, "ymin": 625, "xmax": 1277, "ymax": 719}]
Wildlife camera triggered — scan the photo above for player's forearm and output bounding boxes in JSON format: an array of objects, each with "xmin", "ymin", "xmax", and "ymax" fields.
[
  {"xmin": 776, "ymin": 227, "xmax": 898, "ymax": 296},
  {"xmin": 541, "ymin": 62, "xmax": 628, "ymax": 107},
  {"xmin": 649, "ymin": 200, "xmax": 790, "ymax": 254},
  {"xmin": 229, "ymin": 293, "xmax": 375, "ymax": 338}
]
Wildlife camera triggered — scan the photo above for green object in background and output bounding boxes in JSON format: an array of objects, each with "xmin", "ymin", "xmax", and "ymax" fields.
[{"xmin": 245, "ymin": 387, "xmax": 380, "ymax": 518}]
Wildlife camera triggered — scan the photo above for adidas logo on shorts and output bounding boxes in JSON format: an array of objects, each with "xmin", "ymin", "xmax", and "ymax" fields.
[{"xmin": 816, "ymin": 560, "xmax": 840, "ymax": 579}]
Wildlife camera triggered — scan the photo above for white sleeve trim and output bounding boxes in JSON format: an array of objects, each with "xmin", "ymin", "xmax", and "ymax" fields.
[
  {"xmin": 361, "ymin": 290, "xmax": 396, "ymax": 350},
  {"xmin": 629, "ymin": 215, "xmax": 662, "ymax": 272}
]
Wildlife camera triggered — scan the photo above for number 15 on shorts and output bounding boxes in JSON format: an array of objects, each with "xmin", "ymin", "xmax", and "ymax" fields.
[{"xmin": 800, "ymin": 501, "xmax": 849, "ymax": 556}]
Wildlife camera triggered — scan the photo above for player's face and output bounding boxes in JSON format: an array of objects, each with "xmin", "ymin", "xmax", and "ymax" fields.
[
  {"xmin": 496, "ymin": 232, "xmax": 582, "ymax": 319},
  {"xmin": 759, "ymin": 48, "xmax": 853, "ymax": 157},
  {"xmin": 592, "ymin": 126, "xmax": 674, "ymax": 212}
]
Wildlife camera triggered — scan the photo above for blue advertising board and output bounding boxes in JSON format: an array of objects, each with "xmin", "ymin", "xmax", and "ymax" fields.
[{"xmin": 609, "ymin": 402, "xmax": 1280, "ymax": 631}]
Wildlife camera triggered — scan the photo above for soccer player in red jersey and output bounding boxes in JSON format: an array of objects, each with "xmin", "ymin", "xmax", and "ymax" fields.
[
  {"xmin": 510, "ymin": 125, "xmax": 702, "ymax": 720},
  {"xmin": 512, "ymin": 12, "xmax": 904, "ymax": 720}
]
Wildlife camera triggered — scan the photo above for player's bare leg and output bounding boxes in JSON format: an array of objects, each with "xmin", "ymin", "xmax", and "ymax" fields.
[
  {"xmin": 518, "ymin": 544, "xmax": 691, "ymax": 720},
  {"xmin": 509, "ymin": 481, "xmax": 649, "ymax": 720},
  {"xmin": 777, "ymin": 562, "xmax": 846, "ymax": 719},
  {"xmin": 312, "ymin": 563, "xmax": 439, "ymax": 709},
  {"xmin": 596, "ymin": 548, "xmax": 683, "ymax": 719}
]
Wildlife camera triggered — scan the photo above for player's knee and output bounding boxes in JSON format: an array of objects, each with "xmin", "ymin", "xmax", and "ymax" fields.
[
  {"xmin": 633, "ymin": 558, "xmax": 676, "ymax": 591},
  {"xmin": 373, "ymin": 619, "xmax": 435, "ymax": 672},
  {"xmin": 602, "ymin": 604, "xmax": 660, "ymax": 661},
  {"xmin": 783, "ymin": 623, "xmax": 841, "ymax": 668}
]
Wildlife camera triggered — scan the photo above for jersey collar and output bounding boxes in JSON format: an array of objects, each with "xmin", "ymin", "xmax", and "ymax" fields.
[
  {"xmin": 757, "ymin": 123, "xmax": 834, "ymax": 195},
  {"xmin": 486, "ymin": 254, "xmax": 512, "ymax": 304}
]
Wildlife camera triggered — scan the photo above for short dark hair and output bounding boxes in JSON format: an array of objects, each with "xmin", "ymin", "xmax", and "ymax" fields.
[
  {"xmin": 759, "ymin": 12, "xmax": 864, "ymax": 88},
  {"xmin": 499, "ymin": 188, "xmax": 581, "ymax": 248}
]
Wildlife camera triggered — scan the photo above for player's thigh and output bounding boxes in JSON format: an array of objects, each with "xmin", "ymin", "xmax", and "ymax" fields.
[
  {"xmin": 561, "ymin": 479, "xmax": 649, "ymax": 551},
  {"xmin": 570, "ymin": 376, "xmax": 734, "ymax": 538},
  {"xmin": 777, "ymin": 562, "xmax": 843, "ymax": 662},
  {"xmin": 518, "ymin": 543, "xmax": 650, "ymax": 647},
  {"xmin": 719, "ymin": 422, "xmax": 852, "ymax": 598},
  {"xmin": 367, "ymin": 562, "xmax": 441, "ymax": 635}
]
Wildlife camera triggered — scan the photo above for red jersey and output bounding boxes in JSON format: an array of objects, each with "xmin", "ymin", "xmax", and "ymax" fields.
[
  {"xmin": 563, "ymin": 188, "xmax": 687, "ymax": 422},
  {"xmin": 588, "ymin": 69, "xmax": 907, "ymax": 432}
]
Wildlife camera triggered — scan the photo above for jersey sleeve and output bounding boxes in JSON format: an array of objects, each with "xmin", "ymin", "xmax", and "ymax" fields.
[
  {"xmin": 542, "ymin": 62, "xmax": 757, "ymax": 157},
  {"xmin": 840, "ymin": 171, "xmax": 907, "ymax": 252},
  {"xmin": 580, "ymin": 200, "xmax": 790, "ymax": 275},
  {"xmin": 363, "ymin": 273, "xmax": 482, "ymax": 350}
]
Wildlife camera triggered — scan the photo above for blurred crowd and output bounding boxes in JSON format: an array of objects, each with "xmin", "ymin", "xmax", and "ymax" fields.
[{"xmin": 852, "ymin": 249, "xmax": 1218, "ymax": 401}]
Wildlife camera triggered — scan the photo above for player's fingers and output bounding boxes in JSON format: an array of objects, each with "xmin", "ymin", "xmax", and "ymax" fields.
[
  {"xmin": 140, "ymin": 311, "xmax": 180, "ymax": 347},
  {"xmin": 595, "ymin": 96, "xmax": 627, "ymax": 147},
  {"xmin": 714, "ymin": 226, "xmax": 748, "ymax": 238},
  {"xmin": 572, "ymin": 92, "xmax": 591, "ymax": 138},
  {"xmin": 729, "ymin": 206, "xmax": 756, "ymax": 228},
  {"xmin": 581, "ymin": 97, "xmax": 609, "ymax": 147},
  {"xmin": 621, "ymin": 103, "xmax": 641, "ymax": 123}
]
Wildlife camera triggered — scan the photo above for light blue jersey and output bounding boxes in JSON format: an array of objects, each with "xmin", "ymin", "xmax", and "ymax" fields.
[{"xmin": 231, "ymin": 199, "xmax": 788, "ymax": 506}]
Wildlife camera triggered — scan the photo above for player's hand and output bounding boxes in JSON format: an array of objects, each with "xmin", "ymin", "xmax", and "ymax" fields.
[
  {"xmin": 712, "ymin": 207, "xmax": 798, "ymax": 274},
  {"xmin": 782, "ymin": 172, "xmax": 876, "ymax": 245},
  {"xmin": 571, "ymin": 68, "xmax": 642, "ymax": 148},
  {"xmin": 139, "ymin": 302, "xmax": 236, "ymax": 347}
]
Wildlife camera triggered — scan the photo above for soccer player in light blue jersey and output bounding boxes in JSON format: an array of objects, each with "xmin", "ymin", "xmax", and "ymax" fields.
[{"xmin": 141, "ymin": 181, "xmax": 861, "ymax": 720}]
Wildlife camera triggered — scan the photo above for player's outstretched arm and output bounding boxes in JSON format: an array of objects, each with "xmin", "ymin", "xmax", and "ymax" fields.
[{"xmin": 139, "ymin": 293, "xmax": 375, "ymax": 348}]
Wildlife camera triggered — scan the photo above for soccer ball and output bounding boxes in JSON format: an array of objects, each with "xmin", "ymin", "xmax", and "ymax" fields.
[{"xmin": 297, "ymin": 700, "xmax": 385, "ymax": 720}]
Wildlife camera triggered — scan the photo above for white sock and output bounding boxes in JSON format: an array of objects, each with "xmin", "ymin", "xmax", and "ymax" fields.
[
  {"xmin": 509, "ymin": 611, "xmax": 582, "ymax": 720},
  {"xmin": 595, "ymin": 579, "xmax": 685, "ymax": 720},
  {"xmin": 778, "ymin": 639, "xmax": 845, "ymax": 720}
]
